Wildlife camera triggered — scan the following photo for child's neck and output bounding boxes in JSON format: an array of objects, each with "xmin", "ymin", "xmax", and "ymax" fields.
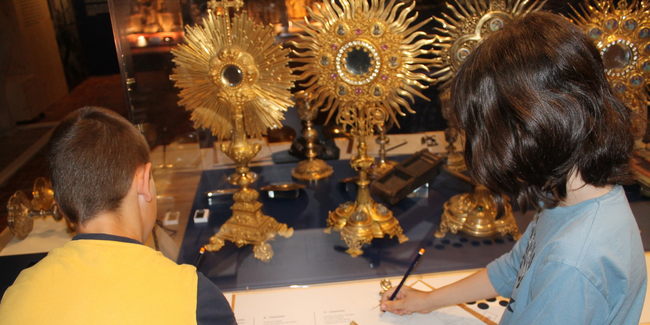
[
  {"xmin": 561, "ymin": 173, "xmax": 614, "ymax": 207},
  {"xmin": 77, "ymin": 212, "xmax": 145, "ymax": 243}
]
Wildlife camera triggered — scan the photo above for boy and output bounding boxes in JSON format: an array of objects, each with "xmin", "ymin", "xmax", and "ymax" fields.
[
  {"xmin": 0, "ymin": 107, "xmax": 236, "ymax": 325},
  {"xmin": 381, "ymin": 12, "xmax": 647, "ymax": 324}
]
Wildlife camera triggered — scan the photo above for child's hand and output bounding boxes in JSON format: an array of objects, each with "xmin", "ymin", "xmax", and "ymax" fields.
[{"xmin": 380, "ymin": 286, "xmax": 435, "ymax": 316}]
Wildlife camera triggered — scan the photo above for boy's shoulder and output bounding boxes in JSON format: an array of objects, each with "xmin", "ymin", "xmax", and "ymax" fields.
[{"xmin": 0, "ymin": 237, "xmax": 200, "ymax": 325}]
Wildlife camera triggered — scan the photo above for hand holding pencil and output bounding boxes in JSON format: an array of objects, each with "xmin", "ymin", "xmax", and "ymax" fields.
[
  {"xmin": 381, "ymin": 248, "xmax": 431, "ymax": 316},
  {"xmin": 381, "ymin": 285, "xmax": 437, "ymax": 316}
]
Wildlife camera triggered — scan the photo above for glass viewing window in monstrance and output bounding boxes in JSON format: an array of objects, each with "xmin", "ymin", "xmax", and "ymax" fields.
[
  {"xmin": 603, "ymin": 43, "xmax": 633, "ymax": 71},
  {"xmin": 345, "ymin": 47, "xmax": 373, "ymax": 76},
  {"xmin": 222, "ymin": 64, "xmax": 244, "ymax": 87}
]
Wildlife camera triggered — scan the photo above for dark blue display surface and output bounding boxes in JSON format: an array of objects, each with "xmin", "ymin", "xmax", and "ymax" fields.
[
  {"xmin": 178, "ymin": 158, "xmax": 531, "ymax": 291},
  {"xmin": 179, "ymin": 158, "xmax": 650, "ymax": 292}
]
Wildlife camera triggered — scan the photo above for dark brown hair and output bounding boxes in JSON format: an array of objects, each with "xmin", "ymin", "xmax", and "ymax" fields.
[
  {"xmin": 47, "ymin": 107, "xmax": 150, "ymax": 225},
  {"xmin": 449, "ymin": 12, "xmax": 635, "ymax": 212}
]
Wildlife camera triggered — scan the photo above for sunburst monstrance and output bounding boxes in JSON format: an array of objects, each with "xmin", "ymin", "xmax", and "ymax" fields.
[
  {"xmin": 570, "ymin": 0, "xmax": 649, "ymax": 137},
  {"xmin": 291, "ymin": 0, "xmax": 434, "ymax": 257},
  {"xmin": 171, "ymin": 9, "xmax": 295, "ymax": 140},
  {"xmin": 291, "ymin": 0, "xmax": 434, "ymax": 123},
  {"xmin": 170, "ymin": 4, "xmax": 296, "ymax": 262}
]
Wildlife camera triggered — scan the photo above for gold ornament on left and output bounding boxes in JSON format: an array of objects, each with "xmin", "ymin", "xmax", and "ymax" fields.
[{"xmin": 170, "ymin": 2, "xmax": 296, "ymax": 262}]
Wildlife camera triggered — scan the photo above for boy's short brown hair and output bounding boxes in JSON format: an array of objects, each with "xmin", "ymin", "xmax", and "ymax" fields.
[{"xmin": 46, "ymin": 107, "xmax": 150, "ymax": 225}]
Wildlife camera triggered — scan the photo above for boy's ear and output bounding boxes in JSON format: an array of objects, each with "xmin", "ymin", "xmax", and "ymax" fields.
[{"xmin": 136, "ymin": 163, "xmax": 154, "ymax": 202}]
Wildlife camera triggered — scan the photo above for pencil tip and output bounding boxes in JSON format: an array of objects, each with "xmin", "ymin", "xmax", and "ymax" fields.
[{"xmin": 419, "ymin": 248, "xmax": 425, "ymax": 254}]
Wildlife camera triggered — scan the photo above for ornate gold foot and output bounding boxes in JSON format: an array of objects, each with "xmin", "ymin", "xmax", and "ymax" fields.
[
  {"xmin": 253, "ymin": 242, "xmax": 273, "ymax": 262},
  {"xmin": 205, "ymin": 236, "xmax": 225, "ymax": 251},
  {"xmin": 436, "ymin": 185, "xmax": 520, "ymax": 240},
  {"xmin": 206, "ymin": 180, "xmax": 293, "ymax": 261},
  {"xmin": 434, "ymin": 217, "xmax": 452, "ymax": 238},
  {"xmin": 292, "ymin": 159, "xmax": 333, "ymax": 181},
  {"xmin": 327, "ymin": 199, "xmax": 408, "ymax": 258}
]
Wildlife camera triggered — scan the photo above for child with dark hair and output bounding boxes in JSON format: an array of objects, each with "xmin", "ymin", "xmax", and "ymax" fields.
[
  {"xmin": 0, "ymin": 107, "xmax": 237, "ymax": 325},
  {"xmin": 381, "ymin": 12, "xmax": 647, "ymax": 324}
]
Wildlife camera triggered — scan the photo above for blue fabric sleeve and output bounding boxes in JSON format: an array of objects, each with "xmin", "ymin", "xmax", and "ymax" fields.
[
  {"xmin": 509, "ymin": 261, "xmax": 608, "ymax": 324},
  {"xmin": 196, "ymin": 272, "xmax": 238, "ymax": 325},
  {"xmin": 487, "ymin": 221, "xmax": 533, "ymax": 297}
]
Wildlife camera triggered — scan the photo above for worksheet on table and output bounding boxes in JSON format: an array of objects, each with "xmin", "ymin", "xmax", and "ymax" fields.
[{"xmin": 231, "ymin": 275, "xmax": 495, "ymax": 325}]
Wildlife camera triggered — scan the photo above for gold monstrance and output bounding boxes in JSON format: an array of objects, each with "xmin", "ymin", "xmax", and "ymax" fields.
[
  {"xmin": 430, "ymin": 0, "xmax": 545, "ymax": 240},
  {"xmin": 291, "ymin": 0, "xmax": 434, "ymax": 257},
  {"xmin": 170, "ymin": 0, "xmax": 296, "ymax": 262},
  {"xmin": 570, "ymin": 0, "xmax": 649, "ymax": 137},
  {"xmin": 571, "ymin": 0, "xmax": 650, "ymax": 192},
  {"xmin": 570, "ymin": 0, "xmax": 650, "ymax": 172}
]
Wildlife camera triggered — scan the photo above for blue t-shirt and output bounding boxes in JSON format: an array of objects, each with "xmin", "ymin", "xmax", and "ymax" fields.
[{"xmin": 487, "ymin": 185, "xmax": 646, "ymax": 324}]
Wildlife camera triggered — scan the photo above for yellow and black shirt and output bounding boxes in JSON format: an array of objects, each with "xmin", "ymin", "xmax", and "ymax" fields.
[{"xmin": 0, "ymin": 234, "xmax": 236, "ymax": 325}]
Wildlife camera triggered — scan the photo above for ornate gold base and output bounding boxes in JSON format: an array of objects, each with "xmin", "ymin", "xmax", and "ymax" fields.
[
  {"xmin": 435, "ymin": 185, "xmax": 520, "ymax": 240},
  {"xmin": 205, "ymin": 187, "xmax": 293, "ymax": 262},
  {"xmin": 291, "ymin": 158, "xmax": 334, "ymax": 181},
  {"xmin": 326, "ymin": 199, "xmax": 408, "ymax": 257}
]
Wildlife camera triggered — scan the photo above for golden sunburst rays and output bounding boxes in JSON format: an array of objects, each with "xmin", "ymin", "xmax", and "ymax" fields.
[
  {"xmin": 570, "ymin": 0, "xmax": 649, "ymax": 135},
  {"xmin": 170, "ymin": 10, "xmax": 296, "ymax": 140},
  {"xmin": 289, "ymin": 0, "xmax": 435, "ymax": 128},
  {"xmin": 430, "ymin": 0, "xmax": 546, "ymax": 90}
]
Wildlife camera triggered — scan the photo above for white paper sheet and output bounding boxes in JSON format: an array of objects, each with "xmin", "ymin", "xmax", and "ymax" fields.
[{"xmin": 230, "ymin": 273, "xmax": 492, "ymax": 325}]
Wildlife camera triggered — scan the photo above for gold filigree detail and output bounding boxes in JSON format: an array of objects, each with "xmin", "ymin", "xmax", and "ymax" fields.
[
  {"xmin": 570, "ymin": 0, "xmax": 649, "ymax": 135},
  {"xmin": 430, "ymin": 0, "xmax": 546, "ymax": 89}
]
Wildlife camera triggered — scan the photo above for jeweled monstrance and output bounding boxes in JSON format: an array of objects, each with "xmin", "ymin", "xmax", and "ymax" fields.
[
  {"xmin": 430, "ymin": 0, "xmax": 545, "ymax": 240},
  {"xmin": 291, "ymin": 0, "xmax": 434, "ymax": 257},
  {"xmin": 170, "ymin": 0, "xmax": 296, "ymax": 262},
  {"xmin": 570, "ymin": 0, "xmax": 650, "ymax": 174}
]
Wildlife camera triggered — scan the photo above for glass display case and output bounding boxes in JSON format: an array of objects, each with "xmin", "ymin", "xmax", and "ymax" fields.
[{"xmin": 102, "ymin": 0, "xmax": 650, "ymax": 293}]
